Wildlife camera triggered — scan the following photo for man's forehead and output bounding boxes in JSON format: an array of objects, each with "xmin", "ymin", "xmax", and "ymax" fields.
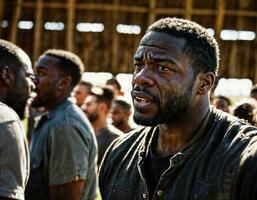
[
  {"xmin": 35, "ymin": 55, "xmax": 60, "ymax": 68},
  {"xmin": 137, "ymin": 31, "xmax": 187, "ymax": 53}
]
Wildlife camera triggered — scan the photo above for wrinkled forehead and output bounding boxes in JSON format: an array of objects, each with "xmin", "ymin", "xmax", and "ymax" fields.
[
  {"xmin": 134, "ymin": 31, "xmax": 187, "ymax": 60},
  {"xmin": 35, "ymin": 55, "xmax": 60, "ymax": 69}
]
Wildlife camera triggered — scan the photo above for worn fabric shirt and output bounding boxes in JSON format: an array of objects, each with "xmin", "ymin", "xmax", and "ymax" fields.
[
  {"xmin": 25, "ymin": 100, "xmax": 98, "ymax": 200},
  {"xmin": 0, "ymin": 102, "xmax": 29, "ymax": 200},
  {"xmin": 96, "ymin": 125, "xmax": 123, "ymax": 166},
  {"xmin": 99, "ymin": 107, "xmax": 257, "ymax": 200}
]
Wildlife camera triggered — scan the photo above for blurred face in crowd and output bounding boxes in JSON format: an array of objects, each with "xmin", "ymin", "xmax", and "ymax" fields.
[
  {"xmin": 110, "ymin": 102, "xmax": 130, "ymax": 127},
  {"xmin": 31, "ymin": 55, "xmax": 61, "ymax": 110},
  {"xmin": 212, "ymin": 98, "xmax": 230, "ymax": 113},
  {"xmin": 6, "ymin": 63, "xmax": 34, "ymax": 119},
  {"xmin": 81, "ymin": 95, "xmax": 100, "ymax": 123},
  {"xmin": 73, "ymin": 84, "xmax": 90, "ymax": 106},
  {"xmin": 131, "ymin": 31, "xmax": 196, "ymax": 126}
]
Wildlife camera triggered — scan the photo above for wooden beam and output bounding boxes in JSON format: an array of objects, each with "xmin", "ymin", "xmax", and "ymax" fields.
[
  {"xmin": 10, "ymin": 0, "xmax": 23, "ymax": 43},
  {"xmin": 148, "ymin": 0, "xmax": 156, "ymax": 26},
  {"xmin": 185, "ymin": 0, "xmax": 193, "ymax": 20},
  {"xmin": 215, "ymin": 0, "xmax": 225, "ymax": 42},
  {"xmin": 33, "ymin": 0, "xmax": 43, "ymax": 62},
  {"xmin": 22, "ymin": 2, "xmax": 257, "ymax": 17},
  {"xmin": 66, "ymin": 0, "xmax": 75, "ymax": 51}
]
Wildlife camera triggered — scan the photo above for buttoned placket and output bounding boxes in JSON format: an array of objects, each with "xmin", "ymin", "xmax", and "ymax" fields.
[
  {"xmin": 137, "ymin": 149, "xmax": 150, "ymax": 200},
  {"xmin": 152, "ymin": 152, "xmax": 187, "ymax": 200}
]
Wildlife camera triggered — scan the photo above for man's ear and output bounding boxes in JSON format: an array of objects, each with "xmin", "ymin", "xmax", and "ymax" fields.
[
  {"xmin": 197, "ymin": 72, "xmax": 215, "ymax": 95},
  {"xmin": 1, "ymin": 66, "xmax": 15, "ymax": 85},
  {"xmin": 57, "ymin": 76, "xmax": 72, "ymax": 91}
]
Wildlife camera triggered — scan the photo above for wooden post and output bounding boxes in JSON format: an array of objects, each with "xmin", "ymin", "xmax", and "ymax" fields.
[
  {"xmin": 185, "ymin": 0, "xmax": 193, "ymax": 20},
  {"xmin": 0, "ymin": 0, "xmax": 5, "ymax": 37},
  {"xmin": 10, "ymin": 0, "xmax": 23, "ymax": 43},
  {"xmin": 33, "ymin": 0, "xmax": 43, "ymax": 62},
  {"xmin": 111, "ymin": 0, "xmax": 119, "ymax": 72},
  {"xmin": 148, "ymin": 0, "xmax": 156, "ymax": 26},
  {"xmin": 215, "ymin": 0, "xmax": 225, "ymax": 42},
  {"xmin": 66, "ymin": 0, "xmax": 75, "ymax": 51}
]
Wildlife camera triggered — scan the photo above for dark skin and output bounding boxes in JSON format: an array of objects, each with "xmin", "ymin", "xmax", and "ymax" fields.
[
  {"xmin": 49, "ymin": 180, "xmax": 85, "ymax": 200},
  {"xmin": 132, "ymin": 31, "xmax": 215, "ymax": 156},
  {"xmin": 32, "ymin": 55, "xmax": 85, "ymax": 200}
]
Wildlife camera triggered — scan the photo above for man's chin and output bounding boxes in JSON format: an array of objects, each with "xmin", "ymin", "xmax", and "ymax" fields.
[{"xmin": 133, "ymin": 114, "xmax": 159, "ymax": 127}]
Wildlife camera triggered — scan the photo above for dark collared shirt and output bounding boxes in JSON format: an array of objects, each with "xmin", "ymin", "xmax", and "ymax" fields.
[
  {"xmin": 25, "ymin": 100, "xmax": 98, "ymax": 200},
  {"xmin": 99, "ymin": 107, "xmax": 257, "ymax": 200}
]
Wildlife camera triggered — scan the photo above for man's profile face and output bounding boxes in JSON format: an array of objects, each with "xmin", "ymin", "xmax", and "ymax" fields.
[
  {"xmin": 131, "ymin": 31, "xmax": 196, "ymax": 126},
  {"xmin": 73, "ymin": 84, "xmax": 90, "ymax": 106},
  {"xmin": 110, "ymin": 103, "xmax": 130, "ymax": 127},
  {"xmin": 81, "ymin": 95, "xmax": 100, "ymax": 123},
  {"xmin": 31, "ymin": 55, "xmax": 61, "ymax": 108},
  {"xmin": 6, "ymin": 63, "xmax": 34, "ymax": 119}
]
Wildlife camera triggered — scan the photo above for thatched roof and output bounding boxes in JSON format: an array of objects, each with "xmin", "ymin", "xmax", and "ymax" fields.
[{"xmin": 0, "ymin": 0, "xmax": 256, "ymax": 82}]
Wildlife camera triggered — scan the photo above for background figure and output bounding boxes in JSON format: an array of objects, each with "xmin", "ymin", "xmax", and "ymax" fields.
[
  {"xmin": 211, "ymin": 95, "xmax": 231, "ymax": 113},
  {"xmin": 26, "ymin": 49, "xmax": 98, "ymax": 200},
  {"xmin": 105, "ymin": 77, "xmax": 124, "ymax": 98},
  {"xmin": 250, "ymin": 84, "xmax": 257, "ymax": 100},
  {"xmin": 72, "ymin": 80, "xmax": 93, "ymax": 107},
  {"xmin": 233, "ymin": 99, "xmax": 257, "ymax": 126},
  {"xmin": 99, "ymin": 17, "xmax": 257, "ymax": 200},
  {"xmin": 110, "ymin": 99, "xmax": 133, "ymax": 133},
  {"xmin": 0, "ymin": 39, "xmax": 33, "ymax": 199},
  {"xmin": 81, "ymin": 86, "xmax": 123, "ymax": 166}
]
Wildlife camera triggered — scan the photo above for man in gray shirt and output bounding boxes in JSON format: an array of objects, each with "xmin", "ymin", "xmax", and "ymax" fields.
[
  {"xmin": 25, "ymin": 49, "xmax": 98, "ymax": 200},
  {"xmin": 0, "ymin": 39, "xmax": 34, "ymax": 199}
]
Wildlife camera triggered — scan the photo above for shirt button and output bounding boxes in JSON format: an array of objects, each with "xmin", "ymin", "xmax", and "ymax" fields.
[
  {"xmin": 157, "ymin": 190, "xmax": 164, "ymax": 197},
  {"xmin": 142, "ymin": 193, "xmax": 147, "ymax": 198}
]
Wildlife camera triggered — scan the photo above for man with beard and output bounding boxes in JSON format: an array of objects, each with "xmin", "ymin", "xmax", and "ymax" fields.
[
  {"xmin": 81, "ymin": 86, "xmax": 123, "ymax": 166},
  {"xmin": 25, "ymin": 49, "xmax": 98, "ymax": 200},
  {"xmin": 0, "ymin": 39, "xmax": 33, "ymax": 199},
  {"xmin": 110, "ymin": 99, "xmax": 133, "ymax": 133},
  {"xmin": 99, "ymin": 18, "xmax": 257, "ymax": 200}
]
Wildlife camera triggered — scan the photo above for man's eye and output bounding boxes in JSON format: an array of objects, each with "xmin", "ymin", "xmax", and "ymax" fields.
[
  {"xmin": 35, "ymin": 71, "xmax": 44, "ymax": 76},
  {"xmin": 156, "ymin": 64, "xmax": 169, "ymax": 72},
  {"xmin": 134, "ymin": 63, "xmax": 144, "ymax": 71}
]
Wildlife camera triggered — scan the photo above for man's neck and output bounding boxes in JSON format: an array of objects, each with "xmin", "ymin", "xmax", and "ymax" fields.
[
  {"xmin": 155, "ymin": 106, "xmax": 210, "ymax": 157},
  {"xmin": 91, "ymin": 118, "xmax": 107, "ymax": 135}
]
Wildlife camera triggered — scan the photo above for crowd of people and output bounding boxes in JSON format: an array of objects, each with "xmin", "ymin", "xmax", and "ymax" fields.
[
  {"xmin": 211, "ymin": 86, "xmax": 257, "ymax": 126},
  {"xmin": 1, "ymin": 17, "xmax": 257, "ymax": 200}
]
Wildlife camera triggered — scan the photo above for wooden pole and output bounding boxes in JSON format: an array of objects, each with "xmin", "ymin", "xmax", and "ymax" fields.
[
  {"xmin": 10, "ymin": 0, "xmax": 23, "ymax": 43},
  {"xmin": 215, "ymin": 0, "xmax": 225, "ymax": 42},
  {"xmin": 111, "ymin": 0, "xmax": 119, "ymax": 72},
  {"xmin": 185, "ymin": 0, "xmax": 193, "ymax": 20},
  {"xmin": 0, "ymin": 0, "xmax": 5, "ymax": 37},
  {"xmin": 66, "ymin": 0, "xmax": 75, "ymax": 51},
  {"xmin": 33, "ymin": 0, "xmax": 43, "ymax": 62},
  {"xmin": 148, "ymin": 0, "xmax": 156, "ymax": 26}
]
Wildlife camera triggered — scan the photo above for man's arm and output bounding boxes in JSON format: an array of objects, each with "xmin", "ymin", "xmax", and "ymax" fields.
[
  {"xmin": 0, "ymin": 120, "xmax": 29, "ymax": 200},
  {"xmin": 49, "ymin": 180, "xmax": 85, "ymax": 200}
]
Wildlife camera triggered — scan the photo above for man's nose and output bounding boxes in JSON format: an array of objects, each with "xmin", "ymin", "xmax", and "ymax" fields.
[{"xmin": 133, "ymin": 66, "xmax": 154, "ymax": 86}]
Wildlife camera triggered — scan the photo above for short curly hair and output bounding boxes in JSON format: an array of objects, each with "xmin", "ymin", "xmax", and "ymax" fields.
[
  {"xmin": 42, "ymin": 49, "xmax": 84, "ymax": 88},
  {"xmin": 147, "ymin": 17, "xmax": 220, "ymax": 76},
  {"xmin": 0, "ymin": 39, "xmax": 31, "ymax": 75}
]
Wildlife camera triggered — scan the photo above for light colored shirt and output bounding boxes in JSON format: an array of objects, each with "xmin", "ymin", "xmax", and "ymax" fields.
[{"xmin": 0, "ymin": 102, "xmax": 29, "ymax": 200}]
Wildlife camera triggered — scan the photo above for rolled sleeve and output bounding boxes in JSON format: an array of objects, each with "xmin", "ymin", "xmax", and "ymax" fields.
[{"xmin": 48, "ymin": 123, "xmax": 91, "ymax": 186}]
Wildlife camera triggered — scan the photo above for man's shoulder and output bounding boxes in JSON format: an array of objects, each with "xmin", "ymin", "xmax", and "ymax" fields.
[
  {"xmin": 106, "ymin": 125, "xmax": 124, "ymax": 137},
  {"xmin": 103, "ymin": 126, "xmax": 152, "ymax": 155},
  {"xmin": 0, "ymin": 102, "xmax": 19, "ymax": 123}
]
